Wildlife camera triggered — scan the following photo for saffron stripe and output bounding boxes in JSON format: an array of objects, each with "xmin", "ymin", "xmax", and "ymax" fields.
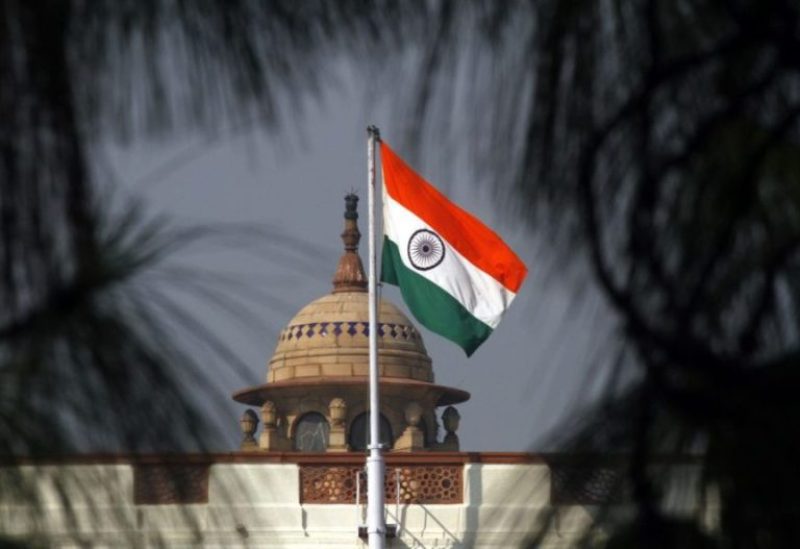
[
  {"xmin": 381, "ymin": 142, "xmax": 527, "ymax": 293},
  {"xmin": 383, "ymin": 190, "xmax": 517, "ymax": 329},
  {"xmin": 381, "ymin": 238, "xmax": 492, "ymax": 356}
]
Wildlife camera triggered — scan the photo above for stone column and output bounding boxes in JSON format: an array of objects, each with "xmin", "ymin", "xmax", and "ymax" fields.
[
  {"xmin": 395, "ymin": 401, "xmax": 426, "ymax": 452},
  {"xmin": 259, "ymin": 401, "xmax": 283, "ymax": 451},
  {"xmin": 327, "ymin": 397, "xmax": 348, "ymax": 452}
]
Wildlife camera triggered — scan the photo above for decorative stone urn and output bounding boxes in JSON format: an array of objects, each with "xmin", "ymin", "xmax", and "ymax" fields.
[
  {"xmin": 239, "ymin": 409, "xmax": 259, "ymax": 451},
  {"xmin": 440, "ymin": 406, "xmax": 461, "ymax": 451}
]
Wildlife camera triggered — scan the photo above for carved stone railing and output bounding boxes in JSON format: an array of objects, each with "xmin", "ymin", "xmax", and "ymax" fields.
[
  {"xmin": 549, "ymin": 465, "xmax": 627, "ymax": 505},
  {"xmin": 133, "ymin": 463, "xmax": 210, "ymax": 504},
  {"xmin": 299, "ymin": 464, "xmax": 463, "ymax": 504}
]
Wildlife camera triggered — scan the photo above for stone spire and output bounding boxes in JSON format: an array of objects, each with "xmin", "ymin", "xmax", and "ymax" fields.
[{"xmin": 332, "ymin": 193, "xmax": 367, "ymax": 293}]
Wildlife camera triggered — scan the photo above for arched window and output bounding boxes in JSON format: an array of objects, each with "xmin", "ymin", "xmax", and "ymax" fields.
[
  {"xmin": 293, "ymin": 412, "xmax": 330, "ymax": 452},
  {"xmin": 348, "ymin": 412, "xmax": 393, "ymax": 451}
]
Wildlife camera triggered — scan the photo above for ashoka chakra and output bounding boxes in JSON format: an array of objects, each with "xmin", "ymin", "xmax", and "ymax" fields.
[{"xmin": 407, "ymin": 229, "xmax": 446, "ymax": 271}]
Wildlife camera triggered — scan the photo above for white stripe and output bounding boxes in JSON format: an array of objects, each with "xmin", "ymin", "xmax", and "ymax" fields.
[{"xmin": 383, "ymin": 187, "xmax": 517, "ymax": 329}]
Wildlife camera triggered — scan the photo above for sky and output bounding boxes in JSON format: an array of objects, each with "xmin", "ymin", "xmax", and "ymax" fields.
[{"xmin": 104, "ymin": 62, "xmax": 618, "ymax": 452}]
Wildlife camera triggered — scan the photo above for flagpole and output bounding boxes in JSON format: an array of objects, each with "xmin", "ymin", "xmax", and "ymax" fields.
[{"xmin": 366, "ymin": 125, "xmax": 386, "ymax": 549}]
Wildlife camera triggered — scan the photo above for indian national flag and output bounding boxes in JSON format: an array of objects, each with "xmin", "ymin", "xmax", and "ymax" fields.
[{"xmin": 380, "ymin": 142, "xmax": 527, "ymax": 356}]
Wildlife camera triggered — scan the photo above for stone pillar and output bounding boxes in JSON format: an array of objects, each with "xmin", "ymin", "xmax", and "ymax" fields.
[
  {"xmin": 327, "ymin": 398, "xmax": 348, "ymax": 452},
  {"xmin": 259, "ymin": 401, "xmax": 283, "ymax": 451},
  {"xmin": 439, "ymin": 406, "xmax": 461, "ymax": 451},
  {"xmin": 395, "ymin": 401, "xmax": 426, "ymax": 452},
  {"xmin": 240, "ymin": 409, "xmax": 259, "ymax": 451}
]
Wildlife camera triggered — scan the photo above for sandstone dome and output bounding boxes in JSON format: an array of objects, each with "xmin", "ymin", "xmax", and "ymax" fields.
[
  {"xmin": 232, "ymin": 193, "xmax": 468, "ymax": 453},
  {"xmin": 267, "ymin": 291, "xmax": 433, "ymax": 384}
]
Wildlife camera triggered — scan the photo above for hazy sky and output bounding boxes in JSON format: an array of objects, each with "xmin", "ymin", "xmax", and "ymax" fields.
[{"xmin": 105, "ymin": 62, "xmax": 617, "ymax": 452}]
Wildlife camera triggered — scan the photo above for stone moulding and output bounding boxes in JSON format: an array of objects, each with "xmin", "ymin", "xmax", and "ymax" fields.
[
  {"xmin": 1, "ymin": 453, "xmax": 701, "ymax": 507},
  {"xmin": 279, "ymin": 322, "xmax": 422, "ymax": 342}
]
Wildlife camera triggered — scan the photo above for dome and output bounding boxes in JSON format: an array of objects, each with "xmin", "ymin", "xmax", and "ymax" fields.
[
  {"xmin": 268, "ymin": 291, "xmax": 434, "ymax": 384},
  {"xmin": 232, "ymin": 193, "xmax": 468, "ymax": 453}
]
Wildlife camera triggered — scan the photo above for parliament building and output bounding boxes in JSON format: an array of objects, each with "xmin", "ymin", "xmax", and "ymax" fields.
[{"xmin": 0, "ymin": 197, "xmax": 704, "ymax": 548}]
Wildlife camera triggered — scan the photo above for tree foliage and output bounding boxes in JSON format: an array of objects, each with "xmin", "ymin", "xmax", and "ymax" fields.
[
  {"xmin": 2, "ymin": 0, "xmax": 800, "ymax": 547},
  {"xmin": 0, "ymin": 0, "xmax": 426, "ymax": 454},
  {"xmin": 476, "ymin": 1, "xmax": 800, "ymax": 546}
]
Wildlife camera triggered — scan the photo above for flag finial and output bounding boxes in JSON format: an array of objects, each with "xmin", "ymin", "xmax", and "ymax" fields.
[{"xmin": 367, "ymin": 125, "xmax": 381, "ymax": 141}]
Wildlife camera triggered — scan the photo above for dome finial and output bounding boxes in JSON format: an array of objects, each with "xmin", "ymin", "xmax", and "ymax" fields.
[
  {"xmin": 344, "ymin": 193, "xmax": 359, "ymax": 220},
  {"xmin": 332, "ymin": 193, "xmax": 367, "ymax": 293}
]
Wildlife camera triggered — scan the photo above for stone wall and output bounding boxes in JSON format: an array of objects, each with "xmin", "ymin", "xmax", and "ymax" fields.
[{"xmin": 0, "ymin": 453, "xmax": 704, "ymax": 548}]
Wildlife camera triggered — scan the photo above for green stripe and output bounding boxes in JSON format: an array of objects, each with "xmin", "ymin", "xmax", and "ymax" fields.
[{"xmin": 380, "ymin": 237, "xmax": 492, "ymax": 356}]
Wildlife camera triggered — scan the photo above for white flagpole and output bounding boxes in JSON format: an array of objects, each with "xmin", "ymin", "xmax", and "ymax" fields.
[{"xmin": 366, "ymin": 125, "xmax": 386, "ymax": 549}]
